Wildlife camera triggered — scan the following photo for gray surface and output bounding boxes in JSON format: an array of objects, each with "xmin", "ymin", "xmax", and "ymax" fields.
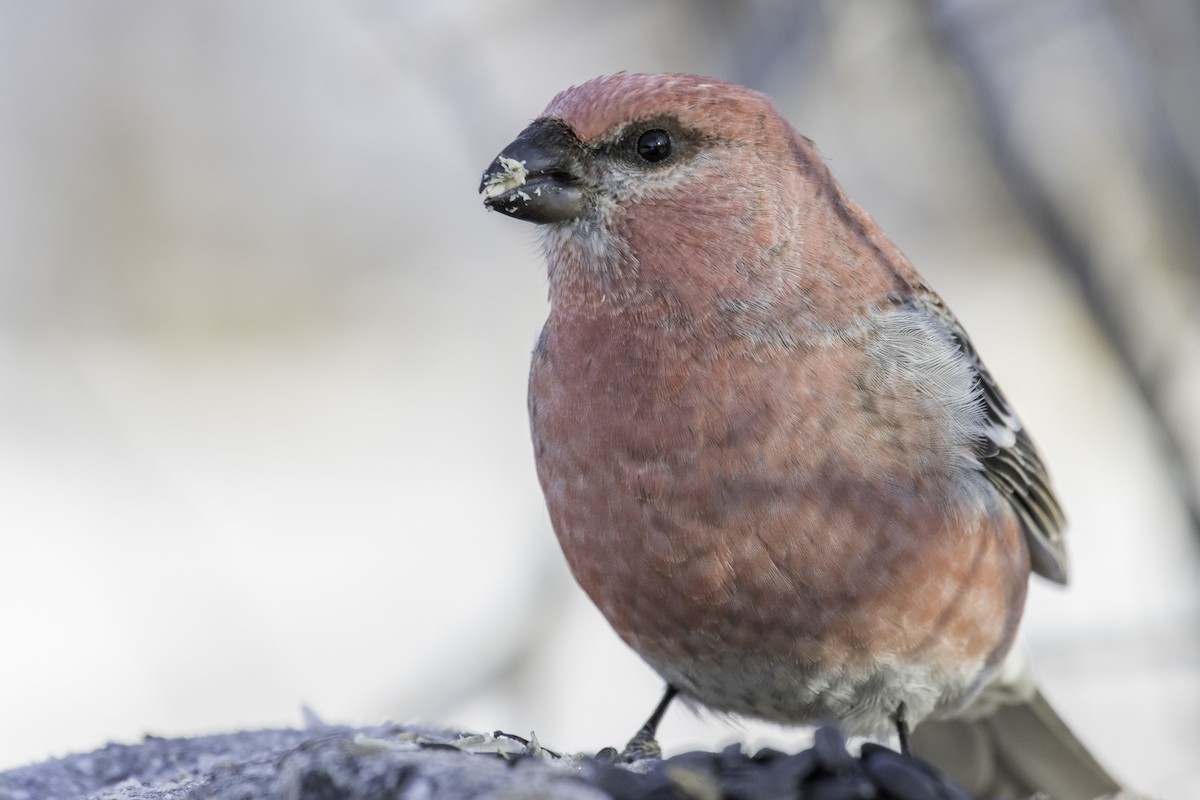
[
  {"xmin": 0, "ymin": 725, "xmax": 606, "ymax": 800},
  {"xmin": 0, "ymin": 723, "xmax": 1000, "ymax": 800}
]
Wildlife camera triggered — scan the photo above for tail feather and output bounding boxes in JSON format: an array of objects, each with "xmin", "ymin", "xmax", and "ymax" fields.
[{"xmin": 912, "ymin": 688, "xmax": 1125, "ymax": 800}]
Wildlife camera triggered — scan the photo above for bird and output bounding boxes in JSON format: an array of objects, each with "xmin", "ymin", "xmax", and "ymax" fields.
[{"xmin": 480, "ymin": 72, "xmax": 1123, "ymax": 800}]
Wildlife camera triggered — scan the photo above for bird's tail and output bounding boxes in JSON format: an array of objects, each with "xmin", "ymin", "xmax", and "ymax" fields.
[{"xmin": 912, "ymin": 687, "xmax": 1126, "ymax": 800}]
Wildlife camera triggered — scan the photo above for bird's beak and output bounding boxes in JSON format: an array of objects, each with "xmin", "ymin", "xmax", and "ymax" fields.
[{"xmin": 480, "ymin": 119, "xmax": 584, "ymax": 224}]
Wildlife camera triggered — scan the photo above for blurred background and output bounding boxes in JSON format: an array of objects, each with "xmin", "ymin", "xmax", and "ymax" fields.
[{"xmin": 1, "ymin": 1, "xmax": 1198, "ymax": 796}]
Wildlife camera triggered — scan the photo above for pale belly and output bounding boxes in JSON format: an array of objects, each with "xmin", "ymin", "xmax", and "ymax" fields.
[{"xmin": 648, "ymin": 648, "xmax": 991, "ymax": 737}]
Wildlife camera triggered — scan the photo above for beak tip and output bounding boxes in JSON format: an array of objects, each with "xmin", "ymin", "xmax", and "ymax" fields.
[
  {"xmin": 479, "ymin": 119, "xmax": 583, "ymax": 223},
  {"xmin": 480, "ymin": 155, "xmax": 531, "ymax": 202}
]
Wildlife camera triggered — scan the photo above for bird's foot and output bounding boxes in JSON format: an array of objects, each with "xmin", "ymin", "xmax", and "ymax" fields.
[
  {"xmin": 598, "ymin": 684, "xmax": 678, "ymax": 762},
  {"xmin": 616, "ymin": 727, "xmax": 663, "ymax": 762}
]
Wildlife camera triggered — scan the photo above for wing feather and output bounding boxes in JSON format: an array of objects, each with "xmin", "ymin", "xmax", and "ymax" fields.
[{"xmin": 914, "ymin": 288, "xmax": 1069, "ymax": 584}]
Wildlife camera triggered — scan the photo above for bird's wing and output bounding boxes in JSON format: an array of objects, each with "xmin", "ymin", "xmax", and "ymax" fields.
[{"xmin": 914, "ymin": 288, "xmax": 1069, "ymax": 584}]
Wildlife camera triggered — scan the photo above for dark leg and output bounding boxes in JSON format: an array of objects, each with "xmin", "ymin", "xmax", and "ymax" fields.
[
  {"xmin": 892, "ymin": 702, "xmax": 911, "ymax": 757},
  {"xmin": 619, "ymin": 684, "xmax": 679, "ymax": 761}
]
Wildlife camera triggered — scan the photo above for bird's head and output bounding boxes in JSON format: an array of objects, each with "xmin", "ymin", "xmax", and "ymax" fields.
[
  {"xmin": 479, "ymin": 73, "xmax": 795, "ymax": 224},
  {"xmin": 481, "ymin": 74, "xmax": 818, "ymax": 298},
  {"xmin": 481, "ymin": 73, "xmax": 910, "ymax": 329}
]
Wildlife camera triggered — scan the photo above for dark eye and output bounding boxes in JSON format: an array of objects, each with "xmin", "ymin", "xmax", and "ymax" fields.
[{"xmin": 636, "ymin": 129, "xmax": 672, "ymax": 163}]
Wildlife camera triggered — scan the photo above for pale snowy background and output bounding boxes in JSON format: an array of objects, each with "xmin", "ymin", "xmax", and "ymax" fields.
[{"xmin": 2, "ymin": 2, "xmax": 1198, "ymax": 798}]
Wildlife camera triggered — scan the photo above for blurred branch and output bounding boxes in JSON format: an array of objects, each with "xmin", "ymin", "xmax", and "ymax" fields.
[
  {"xmin": 921, "ymin": 0, "xmax": 1200, "ymax": 540},
  {"xmin": 1103, "ymin": 0, "xmax": 1200, "ymax": 280}
]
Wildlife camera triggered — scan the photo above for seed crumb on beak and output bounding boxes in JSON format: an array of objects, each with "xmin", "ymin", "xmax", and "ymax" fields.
[{"xmin": 481, "ymin": 156, "xmax": 529, "ymax": 199}]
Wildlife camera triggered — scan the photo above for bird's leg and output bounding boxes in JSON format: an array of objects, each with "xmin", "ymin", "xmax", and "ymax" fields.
[
  {"xmin": 618, "ymin": 684, "xmax": 678, "ymax": 761},
  {"xmin": 892, "ymin": 702, "xmax": 912, "ymax": 756}
]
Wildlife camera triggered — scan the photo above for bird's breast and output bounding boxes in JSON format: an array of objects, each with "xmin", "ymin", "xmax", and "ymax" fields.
[
  {"xmin": 528, "ymin": 311, "xmax": 1029, "ymax": 730},
  {"xmin": 529, "ymin": 311, "xmax": 940, "ymax": 602}
]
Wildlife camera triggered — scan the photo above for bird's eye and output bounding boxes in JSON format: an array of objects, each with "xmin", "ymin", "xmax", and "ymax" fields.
[{"xmin": 636, "ymin": 129, "xmax": 672, "ymax": 163}]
